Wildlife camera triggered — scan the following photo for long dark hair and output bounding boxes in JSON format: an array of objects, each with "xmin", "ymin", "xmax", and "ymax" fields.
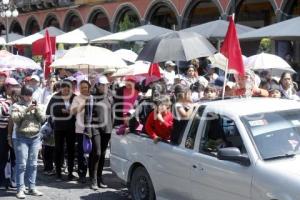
[
  {"xmin": 279, "ymin": 72, "xmax": 292, "ymax": 85},
  {"xmin": 21, "ymin": 85, "xmax": 34, "ymax": 96}
]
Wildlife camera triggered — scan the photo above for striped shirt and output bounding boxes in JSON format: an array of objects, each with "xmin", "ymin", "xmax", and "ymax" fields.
[{"xmin": 0, "ymin": 98, "xmax": 10, "ymax": 129}]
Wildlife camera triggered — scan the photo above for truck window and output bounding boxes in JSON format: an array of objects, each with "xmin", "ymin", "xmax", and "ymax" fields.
[
  {"xmin": 200, "ymin": 113, "xmax": 245, "ymax": 156},
  {"xmin": 185, "ymin": 106, "xmax": 206, "ymax": 149}
]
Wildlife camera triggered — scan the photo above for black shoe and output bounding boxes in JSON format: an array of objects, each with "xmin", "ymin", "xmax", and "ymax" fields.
[
  {"xmin": 90, "ymin": 179, "xmax": 98, "ymax": 191},
  {"xmin": 56, "ymin": 174, "xmax": 63, "ymax": 182},
  {"xmin": 68, "ymin": 174, "xmax": 76, "ymax": 181},
  {"xmin": 98, "ymin": 181, "xmax": 108, "ymax": 188}
]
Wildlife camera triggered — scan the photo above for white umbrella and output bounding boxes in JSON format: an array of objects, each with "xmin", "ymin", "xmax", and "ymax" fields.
[
  {"xmin": 0, "ymin": 33, "xmax": 24, "ymax": 45},
  {"xmin": 114, "ymin": 49, "xmax": 138, "ymax": 63},
  {"xmin": 113, "ymin": 60, "xmax": 163, "ymax": 76},
  {"xmin": 239, "ymin": 16, "xmax": 300, "ymax": 40},
  {"xmin": 208, "ymin": 53, "xmax": 247, "ymax": 73},
  {"xmin": 113, "ymin": 60, "xmax": 163, "ymax": 83},
  {"xmin": 51, "ymin": 45, "xmax": 127, "ymax": 70},
  {"xmin": 8, "ymin": 26, "xmax": 65, "ymax": 45},
  {"xmin": 91, "ymin": 24, "xmax": 174, "ymax": 43},
  {"xmin": 245, "ymin": 52, "xmax": 295, "ymax": 75},
  {"xmin": 182, "ymin": 19, "xmax": 255, "ymax": 40},
  {"xmin": 56, "ymin": 23, "xmax": 111, "ymax": 44},
  {"xmin": 0, "ymin": 54, "xmax": 41, "ymax": 71}
]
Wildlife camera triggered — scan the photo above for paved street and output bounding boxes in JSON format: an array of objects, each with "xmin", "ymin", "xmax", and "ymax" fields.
[{"xmin": 0, "ymin": 159, "xmax": 130, "ymax": 200}]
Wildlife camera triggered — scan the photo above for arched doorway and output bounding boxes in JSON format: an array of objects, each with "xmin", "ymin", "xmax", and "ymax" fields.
[
  {"xmin": 182, "ymin": 0, "xmax": 221, "ymax": 28},
  {"xmin": 88, "ymin": 8, "xmax": 110, "ymax": 31},
  {"xmin": 9, "ymin": 20, "xmax": 23, "ymax": 35},
  {"xmin": 0, "ymin": 23, "xmax": 5, "ymax": 35},
  {"xmin": 145, "ymin": 2, "xmax": 179, "ymax": 30},
  {"xmin": 281, "ymin": 0, "xmax": 300, "ymax": 72},
  {"xmin": 63, "ymin": 11, "xmax": 83, "ymax": 32},
  {"xmin": 282, "ymin": 0, "xmax": 300, "ymax": 19},
  {"xmin": 234, "ymin": 0, "xmax": 276, "ymax": 28},
  {"xmin": 113, "ymin": 5, "xmax": 141, "ymax": 32},
  {"xmin": 25, "ymin": 17, "xmax": 40, "ymax": 35},
  {"xmin": 44, "ymin": 14, "xmax": 60, "ymax": 29}
]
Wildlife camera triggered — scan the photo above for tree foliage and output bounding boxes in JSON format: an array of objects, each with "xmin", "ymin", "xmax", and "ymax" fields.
[{"xmin": 258, "ymin": 38, "xmax": 271, "ymax": 53}]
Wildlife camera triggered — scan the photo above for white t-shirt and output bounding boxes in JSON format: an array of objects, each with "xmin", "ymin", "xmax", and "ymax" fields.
[
  {"xmin": 71, "ymin": 94, "xmax": 89, "ymax": 134},
  {"xmin": 32, "ymin": 87, "xmax": 43, "ymax": 104},
  {"xmin": 164, "ymin": 70, "xmax": 176, "ymax": 85}
]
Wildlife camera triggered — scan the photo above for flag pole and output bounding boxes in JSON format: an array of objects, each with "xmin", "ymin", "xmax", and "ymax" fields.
[
  {"xmin": 221, "ymin": 13, "xmax": 236, "ymax": 100},
  {"xmin": 222, "ymin": 58, "xmax": 228, "ymax": 99}
]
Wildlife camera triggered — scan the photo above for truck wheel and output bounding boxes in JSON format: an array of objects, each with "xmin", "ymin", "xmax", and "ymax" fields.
[{"xmin": 130, "ymin": 167, "xmax": 156, "ymax": 200}]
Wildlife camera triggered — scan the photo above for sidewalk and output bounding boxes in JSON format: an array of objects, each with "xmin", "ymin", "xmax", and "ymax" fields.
[{"xmin": 0, "ymin": 160, "xmax": 130, "ymax": 200}]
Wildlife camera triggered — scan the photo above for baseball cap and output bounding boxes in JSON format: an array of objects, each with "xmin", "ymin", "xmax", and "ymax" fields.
[
  {"xmin": 66, "ymin": 76, "xmax": 77, "ymax": 82},
  {"xmin": 97, "ymin": 76, "xmax": 109, "ymax": 84},
  {"xmin": 30, "ymin": 75, "xmax": 40, "ymax": 82},
  {"xmin": 102, "ymin": 68, "xmax": 116, "ymax": 75},
  {"xmin": 5, "ymin": 77, "xmax": 19, "ymax": 86},
  {"xmin": 165, "ymin": 61, "xmax": 176, "ymax": 67},
  {"xmin": 0, "ymin": 72, "xmax": 7, "ymax": 77},
  {"xmin": 125, "ymin": 76, "xmax": 136, "ymax": 83}
]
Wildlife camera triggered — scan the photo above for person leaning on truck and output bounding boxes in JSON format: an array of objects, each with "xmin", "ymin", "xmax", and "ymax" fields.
[{"xmin": 145, "ymin": 96, "xmax": 173, "ymax": 143}]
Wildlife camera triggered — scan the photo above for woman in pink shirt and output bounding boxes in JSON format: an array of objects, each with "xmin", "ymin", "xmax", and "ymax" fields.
[{"xmin": 114, "ymin": 76, "xmax": 139, "ymax": 126}]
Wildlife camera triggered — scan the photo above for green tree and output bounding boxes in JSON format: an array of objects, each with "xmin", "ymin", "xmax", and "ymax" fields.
[
  {"xmin": 258, "ymin": 38, "xmax": 271, "ymax": 53},
  {"xmin": 57, "ymin": 43, "xmax": 64, "ymax": 50},
  {"xmin": 118, "ymin": 14, "xmax": 137, "ymax": 32},
  {"xmin": 118, "ymin": 14, "xmax": 140, "ymax": 52}
]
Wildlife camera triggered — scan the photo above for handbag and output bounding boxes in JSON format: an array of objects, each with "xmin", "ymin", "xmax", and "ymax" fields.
[
  {"xmin": 83, "ymin": 134, "xmax": 92, "ymax": 154},
  {"xmin": 5, "ymin": 152, "xmax": 11, "ymax": 179},
  {"xmin": 83, "ymin": 96, "xmax": 94, "ymax": 154}
]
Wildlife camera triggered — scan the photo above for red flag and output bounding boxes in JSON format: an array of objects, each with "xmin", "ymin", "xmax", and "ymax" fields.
[
  {"xmin": 44, "ymin": 30, "xmax": 55, "ymax": 79},
  {"xmin": 148, "ymin": 63, "xmax": 161, "ymax": 78},
  {"xmin": 32, "ymin": 35, "xmax": 56, "ymax": 56},
  {"xmin": 221, "ymin": 16, "xmax": 245, "ymax": 76}
]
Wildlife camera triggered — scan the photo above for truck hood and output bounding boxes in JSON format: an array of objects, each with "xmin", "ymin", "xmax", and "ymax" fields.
[{"xmin": 262, "ymin": 155, "xmax": 300, "ymax": 177}]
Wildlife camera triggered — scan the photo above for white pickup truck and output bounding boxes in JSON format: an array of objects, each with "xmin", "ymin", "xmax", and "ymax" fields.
[{"xmin": 110, "ymin": 98, "xmax": 300, "ymax": 200}]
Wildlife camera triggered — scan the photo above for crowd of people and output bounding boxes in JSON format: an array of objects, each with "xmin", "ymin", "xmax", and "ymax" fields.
[{"xmin": 0, "ymin": 58, "xmax": 299, "ymax": 199}]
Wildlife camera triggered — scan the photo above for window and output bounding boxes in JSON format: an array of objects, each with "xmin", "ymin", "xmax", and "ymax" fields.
[
  {"xmin": 185, "ymin": 106, "xmax": 205, "ymax": 149},
  {"xmin": 200, "ymin": 113, "xmax": 245, "ymax": 156}
]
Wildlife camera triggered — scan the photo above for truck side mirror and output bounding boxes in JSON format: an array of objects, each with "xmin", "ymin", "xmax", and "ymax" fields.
[{"xmin": 217, "ymin": 147, "xmax": 251, "ymax": 166}]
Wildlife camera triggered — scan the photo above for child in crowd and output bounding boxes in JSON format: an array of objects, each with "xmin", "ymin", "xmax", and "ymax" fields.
[
  {"xmin": 203, "ymin": 85, "xmax": 218, "ymax": 100},
  {"xmin": 145, "ymin": 96, "xmax": 173, "ymax": 143}
]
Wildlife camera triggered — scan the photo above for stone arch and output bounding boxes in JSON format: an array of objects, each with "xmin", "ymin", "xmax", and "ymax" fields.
[
  {"xmin": 182, "ymin": 0, "xmax": 222, "ymax": 28},
  {"xmin": 87, "ymin": 7, "xmax": 110, "ymax": 31},
  {"xmin": 281, "ymin": 0, "xmax": 300, "ymax": 20},
  {"xmin": 63, "ymin": 10, "xmax": 83, "ymax": 32},
  {"xmin": 9, "ymin": 20, "xmax": 23, "ymax": 35},
  {"xmin": 144, "ymin": 0, "xmax": 180, "ymax": 30},
  {"xmin": 226, "ymin": 0, "xmax": 277, "ymax": 14},
  {"xmin": 231, "ymin": 0, "xmax": 277, "ymax": 28},
  {"xmin": 43, "ymin": 13, "xmax": 60, "ymax": 29},
  {"xmin": 112, "ymin": 3, "xmax": 141, "ymax": 32},
  {"xmin": 0, "ymin": 23, "xmax": 5, "ymax": 35},
  {"xmin": 25, "ymin": 16, "xmax": 40, "ymax": 35}
]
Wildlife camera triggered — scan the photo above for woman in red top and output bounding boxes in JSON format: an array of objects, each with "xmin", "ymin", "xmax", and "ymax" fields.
[{"xmin": 145, "ymin": 96, "xmax": 173, "ymax": 143}]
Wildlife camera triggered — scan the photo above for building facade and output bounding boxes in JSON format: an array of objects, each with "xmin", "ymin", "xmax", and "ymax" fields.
[{"xmin": 1, "ymin": 0, "xmax": 299, "ymax": 36}]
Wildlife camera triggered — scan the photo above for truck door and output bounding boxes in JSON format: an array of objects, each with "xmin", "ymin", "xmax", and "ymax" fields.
[
  {"xmin": 190, "ymin": 113, "xmax": 253, "ymax": 200},
  {"xmin": 150, "ymin": 106, "xmax": 206, "ymax": 200}
]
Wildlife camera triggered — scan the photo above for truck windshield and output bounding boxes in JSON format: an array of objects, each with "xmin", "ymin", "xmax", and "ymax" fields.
[{"xmin": 241, "ymin": 109, "xmax": 300, "ymax": 160}]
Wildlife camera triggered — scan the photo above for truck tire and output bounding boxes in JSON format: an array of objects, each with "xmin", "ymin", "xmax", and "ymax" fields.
[{"xmin": 130, "ymin": 166, "xmax": 156, "ymax": 200}]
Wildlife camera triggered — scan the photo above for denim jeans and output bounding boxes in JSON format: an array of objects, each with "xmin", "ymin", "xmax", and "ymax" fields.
[{"xmin": 14, "ymin": 135, "xmax": 41, "ymax": 192}]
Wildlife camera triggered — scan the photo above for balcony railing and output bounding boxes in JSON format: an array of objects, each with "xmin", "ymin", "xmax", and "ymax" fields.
[{"xmin": 15, "ymin": 0, "xmax": 75, "ymax": 12}]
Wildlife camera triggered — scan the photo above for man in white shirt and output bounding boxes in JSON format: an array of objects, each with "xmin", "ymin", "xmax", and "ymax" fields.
[
  {"xmin": 163, "ymin": 61, "xmax": 176, "ymax": 90},
  {"xmin": 30, "ymin": 75, "xmax": 44, "ymax": 104}
]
